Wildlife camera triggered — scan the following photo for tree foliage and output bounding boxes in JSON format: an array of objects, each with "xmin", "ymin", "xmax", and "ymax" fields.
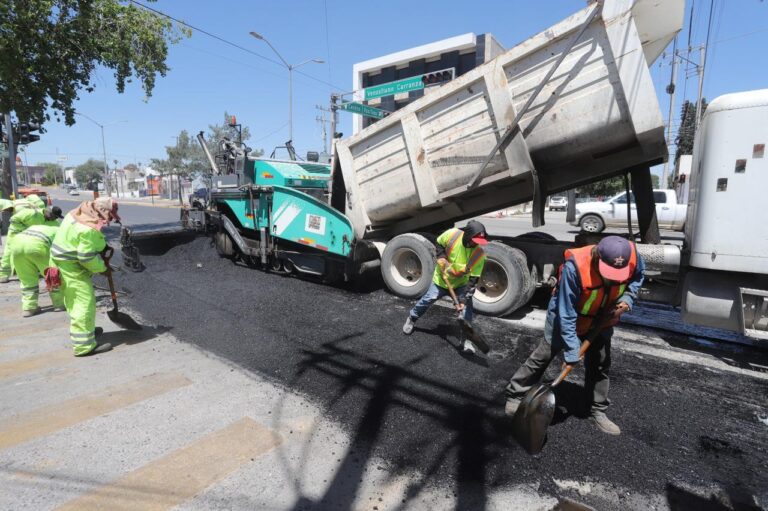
[
  {"xmin": 674, "ymin": 99, "xmax": 707, "ymax": 165},
  {"xmin": 39, "ymin": 162, "xmax": 63, "ymax": 186},
  {"xmin": 74, "ymin": 158, "xmax": 106, "ymax": 187},
  {"xmin": 0, "ymin": 0, "xmax": 189, "ymax": 127},
  {"xmin": 151, "ymin": 112, "xmax": 263, "ymax": 177},
  {"xmin": 578, "ymin": 173, "xmax": 660, "ymax": 198}
]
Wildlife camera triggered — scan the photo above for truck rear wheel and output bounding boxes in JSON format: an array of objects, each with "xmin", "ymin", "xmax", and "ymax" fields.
[
  {"xmin": 381, "ymin": 233, "xmax": 436, "ymax": 299},
  {"xmin": 474, "ymin": 242, "xmax": 533, "ymax": 316}
]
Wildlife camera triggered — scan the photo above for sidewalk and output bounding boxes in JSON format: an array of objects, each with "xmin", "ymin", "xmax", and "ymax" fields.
[{"xmin": 0, "ymin": 277, "xmax": 562, "ymax": 510}]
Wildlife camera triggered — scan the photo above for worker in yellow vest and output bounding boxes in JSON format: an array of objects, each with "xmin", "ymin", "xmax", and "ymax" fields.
[
  {"xmin": 51, "ymin": 198, "xmax": 120, "ymax": 356},
  {"xmin": 0, "ymin": 196, "xmax": 56, "ymax": 283},
  {"xmin": 403, "ymin": 220, "xmax": 488, "ymax": 353},
  {"xmin": 10, "ymin": 224, "xmax": 64, "ymax": 316},
  {"xmin": 504, "ymin": 236, "xmax": 645, "ymax": 435}
]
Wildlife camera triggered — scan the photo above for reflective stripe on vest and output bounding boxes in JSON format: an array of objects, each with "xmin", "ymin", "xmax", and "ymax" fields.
[
  {"xmin": 562, "ymin": 244, "xmax": 637, "ymax": 334},
  {"xmin": 445, "ymin": 230, "xmax": 463, "ymax": 260},
  {"xmin": 466, "ymin": 246, "xmax": 484, "ymax": 272},
  {"xmin": 20, "ymin": 229, "xmax": 53, "ymax": 245}
]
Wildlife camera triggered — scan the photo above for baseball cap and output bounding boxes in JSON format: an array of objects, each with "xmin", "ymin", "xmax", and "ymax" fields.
[
  {"xmin": 463, "ymin": 220, "xmax": 489, "ymax": 246},
  {"xmin": 49, "ymin": 206, "xmax": 64, "ymax": 219},
  {"xmin": 596, "ymin": 236, "xmax": 633, "ymax": 282}
]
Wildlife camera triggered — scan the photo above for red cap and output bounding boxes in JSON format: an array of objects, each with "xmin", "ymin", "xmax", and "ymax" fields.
[{"xmin": 471, "ymin": 233, "xmax": 488, "ymax": 246}]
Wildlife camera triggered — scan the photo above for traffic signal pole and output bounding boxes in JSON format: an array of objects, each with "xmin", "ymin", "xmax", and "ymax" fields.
[{"xmin": 4, "ymin": 113, "xmax": 18, "ymax": 197}]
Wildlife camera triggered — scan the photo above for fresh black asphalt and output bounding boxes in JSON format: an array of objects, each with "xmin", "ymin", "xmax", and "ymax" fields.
[{"xmin": 113, "ymin": 235, "xmax": 768, "ymax": 510}]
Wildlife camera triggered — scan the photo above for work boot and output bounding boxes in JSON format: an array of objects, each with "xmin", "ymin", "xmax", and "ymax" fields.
[
  {"xmin": 402, "ymin": 316, "xmax": 416, "ymax": 335},
  {"xmin": 22, "ymin": 308, "xmax": 40, "ymax": 318},
  {"xmin": 79, "ymin": 342, "xmax": 112, "ymax": 357},
  {"xmin": 94, "ymin": 327, "xmax": 104, "ymax": 338},
  {"xmin": 505, "ymin": 398, "xmax": 522, "ymax": 417},
  {"xmin": 590, "ymin": 411, "xmax": 621, "ymax": 435}
]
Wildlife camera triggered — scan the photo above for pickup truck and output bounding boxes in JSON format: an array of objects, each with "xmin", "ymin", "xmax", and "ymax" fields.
[{"xmin": 571, "ymin": 189, "xmax": 686, "ymax": 233}]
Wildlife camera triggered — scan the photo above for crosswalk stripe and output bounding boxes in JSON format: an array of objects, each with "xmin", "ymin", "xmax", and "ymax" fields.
[
  {"xmin": 56, "ymin": 417, "xmax": 282, "ymax": 511},
  {"xmin": 0, "ymin": 349, "xmax": 72, "ymax": 380},
  {"xmin": 0, "ymin": 317, "xmax": 66, "ymax": 342},
  {"xmin": 0, "ymin": 372, "xmax": 192, "ymax": 451}
]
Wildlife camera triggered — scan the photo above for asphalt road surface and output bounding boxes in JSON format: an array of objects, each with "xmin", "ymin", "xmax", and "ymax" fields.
[{"xmin": 114, "ymin": 235, "xmax": 768, "ymax": 510}]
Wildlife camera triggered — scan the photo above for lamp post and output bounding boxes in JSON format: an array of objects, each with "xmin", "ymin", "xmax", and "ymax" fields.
[
  {"xmin": 75, "ymin": 113, "xmax": 126, "ymax": 196},
  {"xmin": 249, "ymin": 31, "xmax": 323, "ymax": 143}
]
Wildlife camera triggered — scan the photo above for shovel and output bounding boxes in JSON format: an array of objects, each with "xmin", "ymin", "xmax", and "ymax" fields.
[
  {"xmin": 512, "ymin": 325, "xmax": 606, "ymax": 455},
  {"xmin": 441, "ymin": 265, "xmax": 490, "ymax": 354},
  {"xmin": 102, "ymin": 246, "xmax": 142, "ymax": 331}
]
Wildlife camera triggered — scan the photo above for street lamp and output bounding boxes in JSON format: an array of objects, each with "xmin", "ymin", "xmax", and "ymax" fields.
[
  {"xmin": 74, "ymin": 113, "xmax": 126, "ymax": 196},
  {"xmin": 249, "ymin": 31, "xmax": 324, "ymax": 143}
]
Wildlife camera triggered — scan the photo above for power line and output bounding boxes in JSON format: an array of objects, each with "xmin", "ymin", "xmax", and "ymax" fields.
[{"xmin": 129, "ymin": 0, "xmax": 344, "ymax": 91}]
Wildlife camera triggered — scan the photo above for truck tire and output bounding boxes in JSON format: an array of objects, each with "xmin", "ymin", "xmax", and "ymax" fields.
[
  {"xmin": 473, "ymin": 242, "xmax": 533, "ymax": 316},
  {"xmin": 579, "ymin": 214, "xmax": 605, "ymax": 233},
  {"xmin": 214, "ymin": 231, "xmax": 236, "ymax": 259},
  {"xmin": 381, "ymin": 233, "xmax": 436, "ymax": 299}
]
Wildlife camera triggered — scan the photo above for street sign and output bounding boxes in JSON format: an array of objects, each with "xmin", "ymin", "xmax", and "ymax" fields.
[
  {"xmin": 364, "ymin": 76, "xmax": 424, "ymax": 101},
  {"xmin": 57, "ymin": 155, "xmax": 68, "ymax": 162},
  {"xmin": 338, "ymin": 102, "xmax": 389, "ymax": 120}
]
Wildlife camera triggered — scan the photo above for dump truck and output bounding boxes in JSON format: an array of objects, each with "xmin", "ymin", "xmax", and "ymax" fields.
[{"xmin": 121, "ymin": 0, "xmax": 768, "ymax": 341}]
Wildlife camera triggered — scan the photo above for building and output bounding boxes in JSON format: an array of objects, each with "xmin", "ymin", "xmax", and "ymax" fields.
[{"xmin": 350, "ymin": 33, "xmax": 505, "ymax": 135}]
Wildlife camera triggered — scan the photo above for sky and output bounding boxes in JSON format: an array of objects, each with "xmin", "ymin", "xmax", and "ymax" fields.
[{"xmin": 18, "ymin": 0, "xmax": 768, "ymax": 179}]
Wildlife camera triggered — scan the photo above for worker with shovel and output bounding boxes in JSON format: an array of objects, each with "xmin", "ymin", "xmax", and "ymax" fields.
[
  {"xmin": 10, "ymin": 223, "xmax": 65, "ymax": 317},
  {"xmin": 51, "ymin": 198, "xmax": 120, "ymax": 357},
  {"xmin": 504, "ymin": 236, "xmax": 645, "ymax": 436},
  {"xmin": 402, "ymin": 220, "xmax": 488, "ymax": 354}
]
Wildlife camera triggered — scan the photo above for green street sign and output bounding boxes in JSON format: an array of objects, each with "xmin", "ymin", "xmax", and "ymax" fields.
[
  {"xmin": 338, "ymin": 102, "xmax": 389, "ymax": 120},
  {"xmin": 364, "ymin": 76, "xmax": 424, "ymax": 101}
]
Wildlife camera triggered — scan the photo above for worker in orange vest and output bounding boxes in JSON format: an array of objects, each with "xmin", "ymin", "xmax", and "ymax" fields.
[{"xmin": 504, "ymin": 236, "xmax": 645, "ymax": 435}]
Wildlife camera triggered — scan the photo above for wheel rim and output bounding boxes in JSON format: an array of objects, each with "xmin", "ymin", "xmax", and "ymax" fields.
[
  {"xmin": 475, "ymin": 260, "xmax": 509, "ymax": 304},
  {"xmin": 581, "ymin": 216, "xmax": 602, "ymax": 232},
  {"xmin": 390, "ymin": 248, "xmax": 424, "ymax": 288}
]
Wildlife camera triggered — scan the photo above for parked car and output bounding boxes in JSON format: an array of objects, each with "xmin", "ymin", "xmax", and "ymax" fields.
[
  {"xmin": 68, "ymin": 189, "xmax": 80, "ymax": 196},
  {"xmin": 548, "ymin": 196, "xmax": 567, "ymax": 211},
  {"xmin": 570, "ymin": 189, "xmax": 687, "ymax": 232}
]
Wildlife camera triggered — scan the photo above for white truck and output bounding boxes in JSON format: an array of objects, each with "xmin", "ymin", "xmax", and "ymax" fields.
[
  {"xmin": 571, "ymin": 189, "xmax": 687, "ymax": 233},
  {"xmin": 330, "ymin": 0, "xmax": 768, "ymax": 341}
]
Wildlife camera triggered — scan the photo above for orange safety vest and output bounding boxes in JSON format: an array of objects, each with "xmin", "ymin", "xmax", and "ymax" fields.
[{"xmin": 560, "ymin": 244, "xmax": 637, "ymax": 336}]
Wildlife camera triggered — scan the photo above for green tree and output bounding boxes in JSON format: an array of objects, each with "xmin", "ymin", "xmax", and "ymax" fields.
[
  {"xmin": 38, "ymin": 162, "xmax": 63, "ymax": 186},
  {"xmin": 0, "ymin": 0, "xmax": 189, "ymax": 127},
  {"xmin": 152, "ymin": 113, "xmax": 263, "ymax": 176},
  {"xmin": 578, "ymin": 176, "xmax": 626, "ymax": 198},
  {"xmin": 674, "ymin": 99, "xmax": 707, "ymax": 165},
  {"xmin": 75, "ymin": 159, "xmax": 106, "ymax": 189}
]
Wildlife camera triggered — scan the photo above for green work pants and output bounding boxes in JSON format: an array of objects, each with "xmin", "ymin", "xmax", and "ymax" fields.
[
  {"xmin": 0, "ymin": 232, "xmax": 18, "ymax": 280},
  {"xmin": 56, "ymin": 261, "xmax": 98, "ymax": 356},
  {"xmin": 10, "ymin": 244, "xmax": 64, "ymax": 312}
]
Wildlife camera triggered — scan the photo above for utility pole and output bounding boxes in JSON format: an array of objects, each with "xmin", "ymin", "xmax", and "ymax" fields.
[
  {"xmin": 315, "ymin": 105, "xmax": 331, "ymax": 155},
  {"xmin": 661, "ymin": 36, "xmax": 679, "ymax": 189},
  {"xmin": 694, "ymin": 45, "xmax": 707, "ymax": 130},
  {"xmin": 329, "ymin": 93, "xmax": 340, "ymax": 154}
]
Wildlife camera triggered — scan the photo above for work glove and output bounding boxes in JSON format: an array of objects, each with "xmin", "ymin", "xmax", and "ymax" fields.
[{"xmin": 606, "ymin": 302, "xmax": 630, "ymax": 327}]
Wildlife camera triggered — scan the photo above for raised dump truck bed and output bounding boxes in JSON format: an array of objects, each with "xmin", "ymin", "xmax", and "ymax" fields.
[{"xmin": 332, "ymin": 0, "xmax": 684, "ymax": 240}]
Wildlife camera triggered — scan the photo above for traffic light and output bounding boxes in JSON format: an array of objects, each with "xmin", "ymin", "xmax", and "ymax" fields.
[
  {"xmin": 421, "ymin": 69, "xmax": 455, "ymax": 86},
  {"xmin": 17, "ymin": 122, "xmax": 41, "ymax": 144}
]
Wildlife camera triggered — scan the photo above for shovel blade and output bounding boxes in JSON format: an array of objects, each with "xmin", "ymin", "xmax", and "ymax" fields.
[
  {"xmin": 459, "ymin": 320, "xmax": 490, "ymax": 354},
  {"xmin": 107, "ymin": 308, "xmax": 142, "ymax": 331},
  {"xmin": 512, "ymin": 383, "xmax": 556, "ymax": 455}
]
